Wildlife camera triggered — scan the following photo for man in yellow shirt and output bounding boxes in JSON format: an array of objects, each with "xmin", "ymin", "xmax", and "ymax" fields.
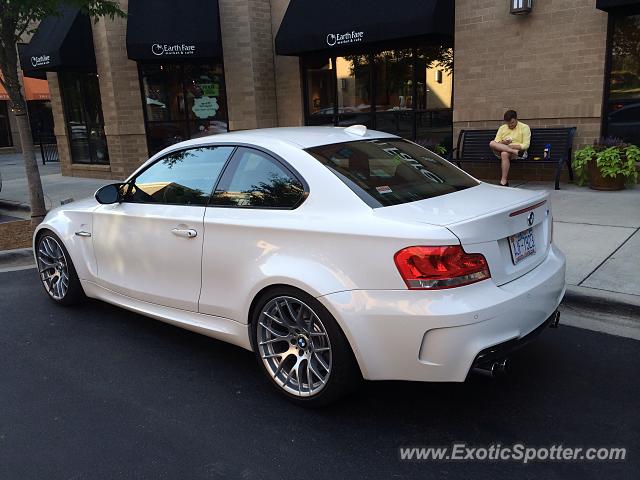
[{"xmin": 489, "ymin": 110, "xmax": 531, "ymax": 186}]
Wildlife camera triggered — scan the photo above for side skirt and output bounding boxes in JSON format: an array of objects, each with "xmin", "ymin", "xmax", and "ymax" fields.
[{"xmin": 81, "ymin": 281, "xmax": 252, "ymax": 351}]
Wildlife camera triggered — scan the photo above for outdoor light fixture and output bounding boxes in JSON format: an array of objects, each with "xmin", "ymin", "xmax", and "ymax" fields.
[{"xmin": 510, "ymin": 0, "xmax": 532, "ymax": 15}]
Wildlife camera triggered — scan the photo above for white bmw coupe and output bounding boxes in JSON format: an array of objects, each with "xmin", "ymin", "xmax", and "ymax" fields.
[{"xmin": 34, "ymin": 126, "xmax": 565, "ymax": 406}]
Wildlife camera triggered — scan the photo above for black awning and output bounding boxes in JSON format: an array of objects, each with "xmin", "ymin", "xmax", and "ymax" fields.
[
  {"xmin": 596, "ymin": 0, "xmax": 640, "ymax": 10},
  {"xmin": 275, "ymin": 0, "xmax": 453, "ymax": 56},
  {"xmin": 19, "ymin": 6, "xmax": 96, "ymax": 74},
  {"xmin": 126, "ymin": 0, "xmax": 223, "ymax": 61},
  {"xmin": 18, "ymin": 44, "xmax": 47, "ymax": 79}
]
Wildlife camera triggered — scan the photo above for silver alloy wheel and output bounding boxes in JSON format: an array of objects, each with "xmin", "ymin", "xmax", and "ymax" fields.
[
  {"xmin": 257, "ymin": 296, "xmax": 332, "ymax": 397},
  {"xmin": 37, "ymin": 235, "xmax": 70, "ymax": 300}
]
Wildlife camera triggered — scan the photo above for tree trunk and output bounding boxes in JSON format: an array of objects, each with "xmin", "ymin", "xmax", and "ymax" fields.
[
  {"xmin": 0, "ymin": 30, "xmax": 48, "ymax": 227},
  {"xmin": 15, "ymin": 110, "xmax": 47, "ymax": 226}
]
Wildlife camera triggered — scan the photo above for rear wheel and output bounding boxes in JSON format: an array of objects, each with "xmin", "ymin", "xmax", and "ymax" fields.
[
  {"xmin": 251, "ymin": 287, "xmax": 360, "ymax": 407},
  {"xmin": 36, "ymin": 231, "xmax": 85, "ymax": 305}
]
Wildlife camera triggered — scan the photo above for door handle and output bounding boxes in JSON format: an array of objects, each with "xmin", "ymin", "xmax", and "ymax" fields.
[
  {"xmin": 171, "ymin": 228, "xmax": 198, "ymax": 238},
  {"xmin": 74, "ymin": 231, "xmax": 92, "ymax": 237}
]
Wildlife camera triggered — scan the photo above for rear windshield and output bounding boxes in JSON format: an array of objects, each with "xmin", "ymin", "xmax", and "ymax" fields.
[{"xmin": 306, "ymin": 139, "xmax": 479, "ymax": 207}]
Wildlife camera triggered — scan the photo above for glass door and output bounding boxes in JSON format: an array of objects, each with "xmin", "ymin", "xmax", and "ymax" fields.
[
  {"xmin": 604, "ymin": 13, "xmax": 640, "ymax": 145},
  {"xmin": 59, "ymin": 72, "xmax": 109, "ymax": 164}
]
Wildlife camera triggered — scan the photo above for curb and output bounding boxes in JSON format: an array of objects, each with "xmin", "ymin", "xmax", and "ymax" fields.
[
  {"xmin": 0, "ymin": 247, "xmax": 35, "ymax": 272},
  {"xmin": 563, "ymin": 285, "xmax": 640, "ymax": 319},
  {"xmin": 0, "ymin": 198, "xmax": 31, "ymax": 213}
]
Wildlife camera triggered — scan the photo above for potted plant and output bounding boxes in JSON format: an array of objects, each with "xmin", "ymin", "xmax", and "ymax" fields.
[{"xmin": 572, "ymin": 137, "xmax": 640, "ymax": 191}]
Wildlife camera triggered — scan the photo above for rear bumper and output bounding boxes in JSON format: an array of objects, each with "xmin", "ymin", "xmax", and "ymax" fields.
[{"xmin": 317, "ymin": 244, "xmax": 566, "ymax": 382}]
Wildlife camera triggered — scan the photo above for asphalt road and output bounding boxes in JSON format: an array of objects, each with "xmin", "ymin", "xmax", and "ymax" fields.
[{"xmin": 1, "ymin": 269, "xmax": 638, "ymax": 479}]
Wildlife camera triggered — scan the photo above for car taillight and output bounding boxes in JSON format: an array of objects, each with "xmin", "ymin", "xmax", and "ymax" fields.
[{"xmin": 394, "ymin": 246, "xmax": 491, "ymax": 290}]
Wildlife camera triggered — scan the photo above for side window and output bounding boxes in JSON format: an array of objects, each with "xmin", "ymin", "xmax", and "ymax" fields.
[
  {"xmin": 211, "ymin": 148, "xmax": 305, "ymax": 208},
  {"xmin": 126, "ymin": 146, "xmax": 234, "ymax": 206}
]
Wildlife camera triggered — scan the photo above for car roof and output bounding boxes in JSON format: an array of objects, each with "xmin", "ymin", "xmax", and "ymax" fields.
[{"xmin": 160, "ymin": 126, "xmax": 399, "ymax": 151}]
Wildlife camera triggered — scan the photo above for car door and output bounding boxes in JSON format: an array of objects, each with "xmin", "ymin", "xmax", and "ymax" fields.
[
  {"xmin": 199, "ymin": 147, "xmax": 306, "ymax": 318},
  {"xmin": 92, "ymin": 145, "xmax": 234, "ymax": 311}
]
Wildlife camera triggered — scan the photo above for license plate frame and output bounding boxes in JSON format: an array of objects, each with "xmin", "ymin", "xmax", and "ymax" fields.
[{"xmin": 509, "ymin": 227, "xmax": 536, "ymax": 265}]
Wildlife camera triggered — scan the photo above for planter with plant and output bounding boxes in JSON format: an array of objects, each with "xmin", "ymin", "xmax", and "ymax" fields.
[{"xmin": 572, "ymin": 137, "xmax": 639, "ymax": 190}]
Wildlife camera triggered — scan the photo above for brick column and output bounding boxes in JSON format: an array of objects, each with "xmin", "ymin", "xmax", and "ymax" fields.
[
  {"xmin": 270, "ymin": 0, "xmax": 304, "ymax": 127},
  {"xmin": 218, "ymin": 0, "xmax": 278, "ymax": 130},
  {"xmin": 90, "ymin": 0, "xmax": 148, "ymax": 180}
]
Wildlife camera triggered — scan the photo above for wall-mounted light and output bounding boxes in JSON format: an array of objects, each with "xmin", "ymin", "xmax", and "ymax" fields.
[
  {"xmin": 435, "ymin": 70, "xmax": 443, "ymax": 84},
  {"xmin": 510, "ymin": 0, "xmax": 532, "ymax": 15}
]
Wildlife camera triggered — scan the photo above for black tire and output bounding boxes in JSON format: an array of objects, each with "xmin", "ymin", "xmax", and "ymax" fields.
[
  {"xmin": 251, "ymin": 286, "xmax": 361, "ymax": 407},
  {"xmin": 35, "ymin": 230, "xmax": 85, "ymax": 306}
]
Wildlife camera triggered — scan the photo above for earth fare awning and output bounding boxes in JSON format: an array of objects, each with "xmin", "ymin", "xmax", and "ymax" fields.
[
  {"xmin": 275, "ymin": 0, "xmax": 454, "ymax": 56},
  {"xmin": 19, "ymin": 6, "xmax": 96, "ymax": 76},
  {"xmin": 126, "ymin": 0, "xmax": 223, "ymax": 61}
]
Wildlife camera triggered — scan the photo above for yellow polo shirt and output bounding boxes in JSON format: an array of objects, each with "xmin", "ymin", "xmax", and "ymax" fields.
[{"xmin": 494, "ymin": 121, "xmax": 531, "ymax": 150}]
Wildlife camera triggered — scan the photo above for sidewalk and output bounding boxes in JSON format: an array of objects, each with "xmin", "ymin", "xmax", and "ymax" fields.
[
  {"xmin": 515, "ymin": 180, "xmax": 640, "ymax": 309},
  {"xmin": 1, "ymin": 151, "xmax": 639, "ymax": 314},
  {"xmin": 0, "ymin": 152, "xmax": 112, "ymax": 214}
]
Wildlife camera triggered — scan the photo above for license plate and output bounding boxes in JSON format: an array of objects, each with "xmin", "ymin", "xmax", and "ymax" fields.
[{"xmin": 509, "ymin": 228, "xmax": 536, "ymax": 265}]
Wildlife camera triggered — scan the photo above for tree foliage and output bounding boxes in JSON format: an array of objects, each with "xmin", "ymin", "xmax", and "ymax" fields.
[
  {"xmin": 0, "ymin": 0, "xmax": 125, "ymax": 111},
  {"xmin": 0, "ymin": 0, "xmax": 125, "ymax": 225}
]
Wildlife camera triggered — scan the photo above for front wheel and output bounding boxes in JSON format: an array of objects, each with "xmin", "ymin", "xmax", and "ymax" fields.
[
  {"xmin": 252, "ymin": 287, "xmax": 360, "ymax": 407},
  {"xmin": 36, "ymin": 231, "xmax": 85, "ymax": 305}
]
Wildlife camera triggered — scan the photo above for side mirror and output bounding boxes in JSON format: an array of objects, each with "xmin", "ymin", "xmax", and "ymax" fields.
[{"xmin": 95, "ymin": 183, "xmax": 123, "ymax": 204}]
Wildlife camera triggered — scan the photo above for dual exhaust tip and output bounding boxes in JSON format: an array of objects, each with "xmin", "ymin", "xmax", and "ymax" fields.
[
  {"xmin": 472, "ymin": 310, "xmax": 561, "ymax": 378},
  {"xmin": 472, "ymin": 358, "xmax": 509, "ymax": 378}
]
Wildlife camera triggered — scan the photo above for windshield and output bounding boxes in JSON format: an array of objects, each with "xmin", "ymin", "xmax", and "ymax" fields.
[{"xmin": 306, "ymin": 139, "xmax": 479, "ymax": 207}]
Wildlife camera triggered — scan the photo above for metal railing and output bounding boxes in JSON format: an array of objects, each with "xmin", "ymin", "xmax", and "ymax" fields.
[{"xmin": 39, "ymin": 135, "xmax": 59, "ymax": 165}]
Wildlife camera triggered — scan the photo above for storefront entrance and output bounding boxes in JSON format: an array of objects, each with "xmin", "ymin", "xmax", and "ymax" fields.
[
  {"xmin": 127, "ymin": 0, "xmax": 228, "ymax": 155},
  {"xmin": 138, "ymin": 62, "xmax": 228, "ymax": 155},
  {"xmin": 276, "ymin": 0, "xmax": 454, "ymax": 152},
  {"xmin": 19, "ymin": 6, "xmax": 109, "ymax": 164},
  {"xmin": 302, "ymin": 46, "xmax": 453, "ymax": 152}
]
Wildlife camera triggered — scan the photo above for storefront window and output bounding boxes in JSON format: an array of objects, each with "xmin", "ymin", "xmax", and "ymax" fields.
[
  {"xmin": 140, "ymin": 62, "xmax": 228, "ymax": 155},
  {"xmin": 604, "ymin": 13, "xmax": 640, "ymax": 145},
  {"xmin": 416, "ymin": 46, "xmax": 453, "ymax": 152},
  {"xmin": 302, "ymin": 44, "xmax": 454, "ymax": 153},
  {"xmin": 305, "ymin": 57, "xmax": 335, "ymax": 126},
  {"xmin": 336, "ymin": 55, "xmax": 371, "ymax": 127},
  {"xmin": 59, "ymin": 72, "xmax": 109, "ymax": 164},
  {"xmin": 374, "ymin": 49, "xmax": 414, "ymax": 139}
]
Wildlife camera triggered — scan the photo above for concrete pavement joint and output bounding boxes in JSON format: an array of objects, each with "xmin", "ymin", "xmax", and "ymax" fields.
[
  {"xmin": 554, "ymin": 220, "xmax": 637, "ymax": 229},
  {"xmin": 577, "ymin": 227, "xmax": 640, "ymax": 287}
]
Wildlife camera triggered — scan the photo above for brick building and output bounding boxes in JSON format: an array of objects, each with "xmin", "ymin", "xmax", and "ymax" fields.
[{"xmin": 18, "ymin": 0, "xmax": 640, "ymax": 180}]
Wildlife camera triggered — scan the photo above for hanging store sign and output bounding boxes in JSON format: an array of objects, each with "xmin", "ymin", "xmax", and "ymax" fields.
[
  {"xmin": 31, "ymin": 55, "xmax": 51, "ymax": 68},
  {"xmin": 151, "ymin": 43, "xmax": 196, "ymax": 56},
  {"xmin": 325, "ymin": 30, "xmax": 365, "ymax": 47}
]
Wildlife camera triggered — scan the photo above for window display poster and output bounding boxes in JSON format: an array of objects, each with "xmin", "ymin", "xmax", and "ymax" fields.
[{"xmin": 192, "ymin": 96, "xmax": 220, "ymax": 118}]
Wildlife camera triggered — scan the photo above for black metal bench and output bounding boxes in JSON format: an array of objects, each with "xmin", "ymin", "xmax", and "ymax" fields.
[{"xmin": 449, "ymin": 127, "xmax": 576, "ymax": 190}]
